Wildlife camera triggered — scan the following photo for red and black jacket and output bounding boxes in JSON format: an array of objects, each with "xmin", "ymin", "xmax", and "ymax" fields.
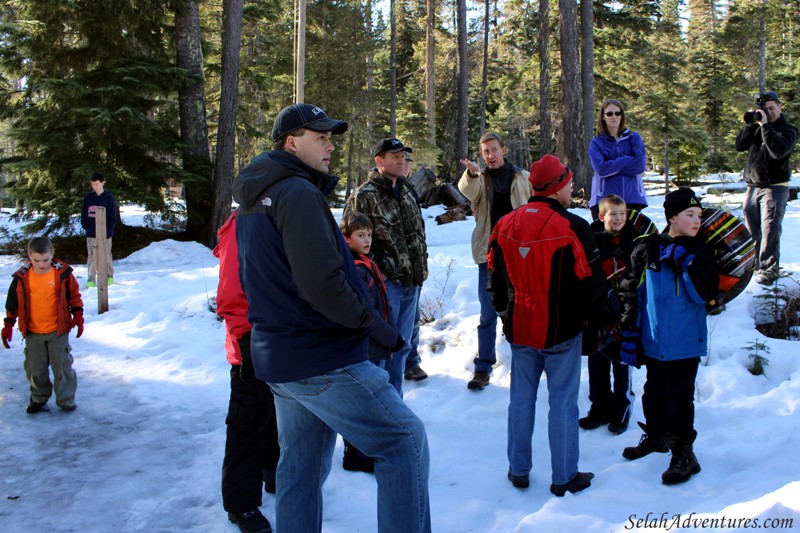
[{"xmin": 487, "ymin": 197, "xmax": 611, "ymax": 349}]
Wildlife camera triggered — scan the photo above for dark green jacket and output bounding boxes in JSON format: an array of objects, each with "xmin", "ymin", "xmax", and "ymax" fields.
[{"xmin": 345, "ymin": 170, "xmax": 428, "ymax": 287}]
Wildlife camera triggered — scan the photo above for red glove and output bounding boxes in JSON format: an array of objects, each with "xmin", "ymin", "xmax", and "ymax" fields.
[
  {"xmin": 71, "ymin": 311, "xmax": 84, "ymax": 338},
  {"xmin": 2, "ymin": 318, "xmax": 14, "ymax": 349}
]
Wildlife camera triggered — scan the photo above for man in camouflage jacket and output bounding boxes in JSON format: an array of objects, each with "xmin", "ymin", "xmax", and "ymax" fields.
[{"xmin": 345, "ymin": 138, "xmax": 428, "ymax": 397}]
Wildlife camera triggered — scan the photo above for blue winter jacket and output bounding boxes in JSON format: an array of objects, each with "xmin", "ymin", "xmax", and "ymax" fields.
[
  {"xmin": 619, "ymin": 233, "xmax": 719, "ymax": 362},
  {"xmin": 588, "ymin": 130, "xmax": 647, "ymax": 208},
  {"xmin": 232, "ymin": 150, "xmax": 373, "ymax": 383}
]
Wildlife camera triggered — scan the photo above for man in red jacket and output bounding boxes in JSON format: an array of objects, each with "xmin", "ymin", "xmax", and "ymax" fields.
[
  {"xmin": 214, "ymin": 210, "xmax": 279, "ymax": 533},
  {"xmin": 488, "ymin": 155, "xmax": 611, "ymax": 497}
]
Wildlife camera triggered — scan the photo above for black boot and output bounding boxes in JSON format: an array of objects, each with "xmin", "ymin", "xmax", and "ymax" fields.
[
  {"xmin": 578, "ymin": 406, "xmax": 611, "ymax": 430},
  {"xmin": 343, "ymin": 441, "xmax": 375, "ymax": 473},
  {"xmin": 662, "ymin": 442, "xmax": 701, "ymax": 485},
  {"xmin": 622, "ymin": 422, "xmax": 671, "ymax": 460},
  {"xmin": 608, "ymin": 405, "xmax": 630, "ymax": 435}
]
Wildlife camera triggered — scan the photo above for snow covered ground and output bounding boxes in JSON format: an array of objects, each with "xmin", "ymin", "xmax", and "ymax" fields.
[{"xmin": 1, "ymin": 180, "xmax": 799, "ymax": 532}]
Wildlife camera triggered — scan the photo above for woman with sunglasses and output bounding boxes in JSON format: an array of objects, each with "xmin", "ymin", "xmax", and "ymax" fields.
[{"xmin": 588, "ymin": 99, "xmax": 648, "ymax": 220}]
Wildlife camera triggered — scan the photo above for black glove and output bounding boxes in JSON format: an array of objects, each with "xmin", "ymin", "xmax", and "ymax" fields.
[
  {"xmin": 660, "ymin": 244, "xmax": 694, "ymax": 272},
  {"xmin": 238, "ymin": 331, "xmax": 255, "ymax": 381},
  {"xmin": 620, "ymin": 330, "xmax": 640, "ymax": 367},
  {"xmin": 392, "ymin": 335, "xmax": 406, "ymax": 352}
]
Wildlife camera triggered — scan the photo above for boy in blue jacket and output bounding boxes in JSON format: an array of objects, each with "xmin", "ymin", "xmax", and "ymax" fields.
[
  {"xmin": 339, "ymin": 212, "xmax": 404, "ymax": 473},
  {"xmin": 617, "ymin": 187, "xmax": 719, "ymax": 485},
  {"xmin": 81, "ymin": 172, "xmax": 117, "ymax": 288}
]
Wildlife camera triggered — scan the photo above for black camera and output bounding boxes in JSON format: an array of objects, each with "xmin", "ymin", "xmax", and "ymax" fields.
[{"xmin": 744, "ymin": 94, "xmax": 767, "ymax": 124}]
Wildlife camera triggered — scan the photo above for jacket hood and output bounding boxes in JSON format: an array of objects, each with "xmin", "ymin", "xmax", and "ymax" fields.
[{"xmin": 233, "ymin": 150, "xmax": 339, "ymax": 208}]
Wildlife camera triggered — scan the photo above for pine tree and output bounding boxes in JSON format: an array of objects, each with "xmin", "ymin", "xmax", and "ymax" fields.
[{"xmin": 0, "ymin": 0, "xmax": 189, "ymax": 230}]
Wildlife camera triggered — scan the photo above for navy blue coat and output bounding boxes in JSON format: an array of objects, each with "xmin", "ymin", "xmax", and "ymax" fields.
[{"xmin": 232, "ymin": 150, "xmax": 373, "ymax": 383}]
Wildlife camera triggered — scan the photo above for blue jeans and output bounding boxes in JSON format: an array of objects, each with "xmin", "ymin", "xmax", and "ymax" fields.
[
  {"xmin": 270, "ymin": 361, "xmax": 431, "ymax": 533},
  {"xmin": 507, "ymin": 335, "xmax": 582, "ymax": 485},
  {"xmin": 474, "ymin": 262, "xmax": 497, "ymax": 374},
  {"xmin": 385, "ymin": 280, "xmax": 420, "ymax": 397},
  {"xmin": 405, "ymin": 286, "xmax": 423, "ymax": 371}
]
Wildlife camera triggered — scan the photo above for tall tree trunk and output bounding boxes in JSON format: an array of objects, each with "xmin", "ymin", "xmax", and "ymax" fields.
[
  {"xmin": 175, "ymin": 0, "xmax": 212, "ymax": 242},
  {"xmin": 759, "ymin": 0, "xmax": 766, "ymax": 92},
  {"xmin": 479, "ymin": 0, "xmax": 490, "ymax": 132},
  {"xmin": 366, "ymin": 0, "xmax": 375, "ymax": 135},
  {"xmin": 390, "ymin": 0, "xmax": 397, "ymax": 136},
  {"xmin": 539, "ymin": 0, "xmax": 553, "ymax": 156},
  {"xmin": 206, "ymin": 0, "xmax": 243, "ymax": 247},
  {"xmin": 456, "ymin": 0, "xmax": 469, "ymax": 178},
  {"xmin": 425, "ymin": 0, "xmax": 436, "ymax": 145},
  {"xmin": 579, "ymin": 0, "xmax": 594, "ymax": 201},
  {"xmin": 558, "ymin": 0, "xmax": 584, "ymax": 196}
]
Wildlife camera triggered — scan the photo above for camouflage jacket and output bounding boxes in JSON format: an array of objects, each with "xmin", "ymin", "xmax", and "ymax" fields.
[{"xmin": 345, "ymin": 170, "xmax": 428, "ymax": 287}]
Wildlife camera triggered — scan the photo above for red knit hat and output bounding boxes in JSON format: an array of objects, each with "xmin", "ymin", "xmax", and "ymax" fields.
[{"xmin": 529, "ymin": 155, "xmax": 573, "ymax": 196}]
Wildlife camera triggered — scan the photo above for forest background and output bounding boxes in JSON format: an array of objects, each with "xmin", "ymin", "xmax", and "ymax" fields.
[{"xmin": 1, "ymin": 0, "xmax": 799, "ymax": 249}]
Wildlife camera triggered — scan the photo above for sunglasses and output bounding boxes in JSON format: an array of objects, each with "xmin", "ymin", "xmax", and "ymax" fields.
[
  {"xmin": 533, "ymin": 166, "xmax": 571, "ymax": 193},
  {"xmin": 605, "ymin": 111, "xmax": 623, "ymax": 117}
]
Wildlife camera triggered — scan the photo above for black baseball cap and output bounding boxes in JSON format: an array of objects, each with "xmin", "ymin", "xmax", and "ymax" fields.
[
  {"xmin": 271, "ymin": 104, "xmax": 348, "ymax": 141},
  {"xmin": 373, "ymin": 138, "xmax": 413, "ymax": 157},
  {"xmin": 760, "ymin": 91, "xmax": 780, "ymax": 104}
]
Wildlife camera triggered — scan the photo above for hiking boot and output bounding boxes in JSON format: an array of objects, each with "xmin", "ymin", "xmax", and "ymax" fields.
[
  {"xmin": 86, "ymin": 281, "xmax": 96, "ymax": 288},
  {"xmin": 662, "ymin": 444, "xmax": 701, "ymax": 485},
  {"xmin": 467, "ymin": 370, "xmax": 490, "ymax": 391},
  {"xmin": 107, "ymin": 276, "xmax": 114, "ymax": 286},
  {"xmin": 227, "ymin": 509, "xmax": 272, "ymax": 533},
  {"xmin": 343, "ymin": 442, "xmax": 375, "ymax": 474},
  {"xmin": 578, "ymin": 406, "xmax": 611, "ymax": 430},
  {"xmin": 507, "ymin": 469, "xmax": 529, "ymax": 489},
  {"xmin": 404, "ymin": 365, "xmax": 429, "ymax": 381},
  {"xmin": 607, "ymin": 407, "xmax": 631, "ymax": 435},
  {"xmin": 622, "ymin": 423, "xmax": 671, "ymax": 460},
  {"xmin": 550, "ymin": 472, "xmax": 594, "ymax": 497},
  {"xmin": 26, "ymin": 400, "xmax": 48, "ymax": 414},
  {"xmin": 59, "ymin": 403, "xmax": 77, "ymax": 412}
]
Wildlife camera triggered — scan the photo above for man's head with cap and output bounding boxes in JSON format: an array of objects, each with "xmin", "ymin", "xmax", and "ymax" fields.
[
  {"xmin": 373, "ymin": 138, "xmax": 412, "ymax": 182},
  {"xmin": 759, "ymin": 91, "xmax": 783, "ymax": 124},
  {"xmin": 529, "ymin": 154, "xmax": 573, "ymax": 207},
  {"xmin": 272, "ymin": 104, "xmax": 348, "ymax": 173}
]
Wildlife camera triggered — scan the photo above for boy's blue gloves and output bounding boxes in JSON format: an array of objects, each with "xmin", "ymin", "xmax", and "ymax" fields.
[
  {"xmin": 620, "ymin": 330, "xmax": 640, "ymax": 367},
  {"xmin": 660, "ymin": 244, "xmax": 695, "ymax": 271},
  {"xmin": 2, "ymin": 318, "xmax": 14, "ymax": 349}
]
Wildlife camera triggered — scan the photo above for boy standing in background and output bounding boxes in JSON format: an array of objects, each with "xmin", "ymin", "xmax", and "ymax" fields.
[
  {"xmin": 3, "ymin": 237, "xmax": 84, "ymax": 413},
  {"xmin": 81, "ymin": 172, "xmax": 117, "ymax": 288}
]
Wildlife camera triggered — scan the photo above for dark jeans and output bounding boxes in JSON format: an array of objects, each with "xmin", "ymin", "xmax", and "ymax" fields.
[
  {"xmin": 222, "ymin": 365, "xmax": 280, "ymax": 513},
  {"xmin": 642, "ymin": 356, "xmax": 700, "ymax": 445},
  {"xmin": 744, "ymin": 185, "xmax": 789, "ymax": 272},
  {"xmin": 586, "ymin": 352, "xmax": 632, "ymax": 417}
]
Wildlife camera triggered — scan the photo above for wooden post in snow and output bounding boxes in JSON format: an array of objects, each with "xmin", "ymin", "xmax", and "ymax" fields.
[{"xmin": 94, "ymin": 207, "xmax": 109, "ymax": 314}]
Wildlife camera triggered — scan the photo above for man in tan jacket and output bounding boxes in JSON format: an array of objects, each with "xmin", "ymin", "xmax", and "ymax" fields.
[{"xmin": 458, "ymin": 132, "xmax": 531, "ymax": 391}]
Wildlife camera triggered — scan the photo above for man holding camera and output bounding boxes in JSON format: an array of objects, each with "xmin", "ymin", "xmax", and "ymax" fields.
[{"xmin": 736, "ymin": 91, "xmax": 798, "ymax": 284}]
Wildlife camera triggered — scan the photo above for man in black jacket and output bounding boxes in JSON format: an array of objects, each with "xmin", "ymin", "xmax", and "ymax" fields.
[
  {"xmin": 735, "ymin": 91, "xmax": 798, "ymax": 284},
  {"xmin": 233, "ymin": 104, "xmax": 430, "ymax": 533}
]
